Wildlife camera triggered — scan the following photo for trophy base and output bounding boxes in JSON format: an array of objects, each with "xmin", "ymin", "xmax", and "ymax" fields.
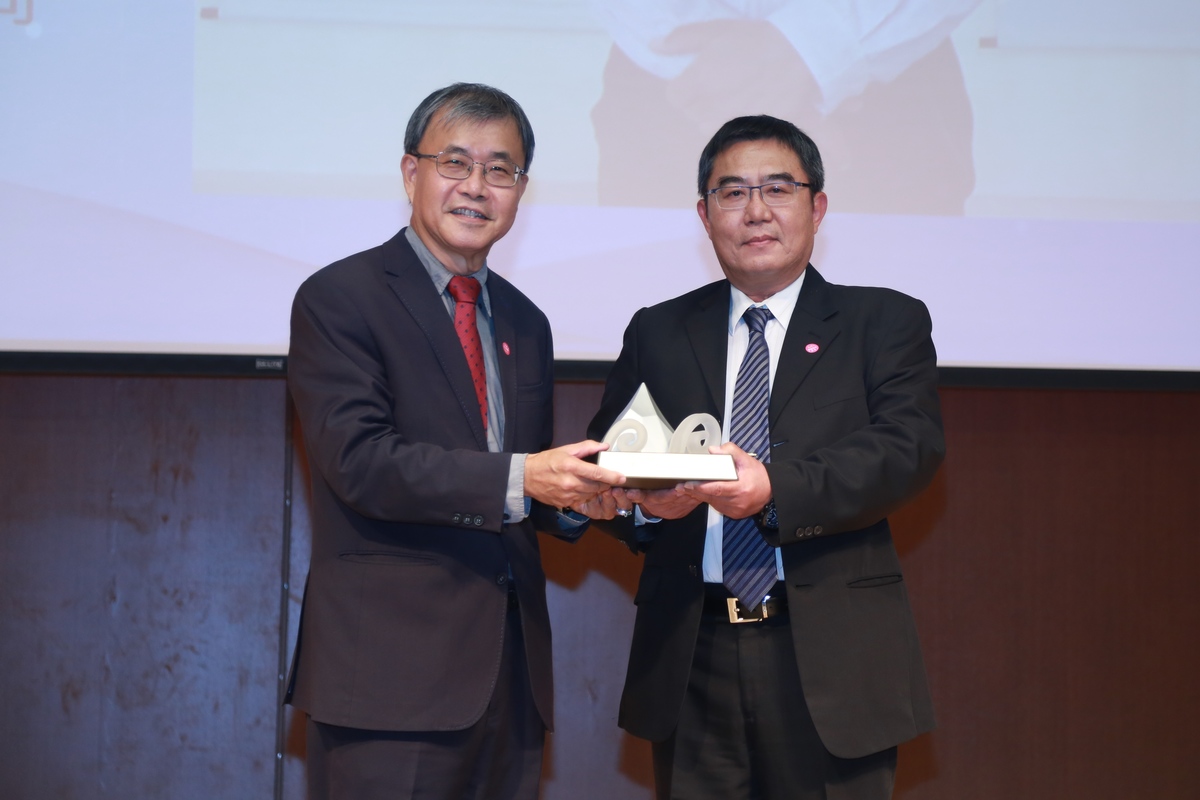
[{"xmin": 594, "ymin": 451, "xmax": 737, "ymax": 490}]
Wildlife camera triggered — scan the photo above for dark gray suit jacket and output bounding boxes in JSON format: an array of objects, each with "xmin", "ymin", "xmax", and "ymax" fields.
[
  {"xmin": 588, "ymin": 266, "xmax": 945, "ymax": 758},
  {"xmin": 285, "ymin": 229, "xmax": 564, "ymax": 732}
]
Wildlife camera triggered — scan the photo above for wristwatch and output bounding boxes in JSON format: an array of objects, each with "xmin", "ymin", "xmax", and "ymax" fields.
[{"xmin": 755, "ymin": 499, "xmax": 778, "ymax": 531}]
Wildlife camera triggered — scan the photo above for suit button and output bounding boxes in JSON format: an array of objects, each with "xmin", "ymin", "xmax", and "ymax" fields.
[
  {"xmin": 474, "ymin": 515, "xmax": 484, "ymax": 526},
  {"xmin": 805, "ymin": 526, "xmax": 814, "ymax": 536},
  {"xmin": 814, "ymin": 526, "xmax": 823, "ymax": 535},
  {"xmin": 496, "ymin": 574, "xmax": 508, "ymax": 585},
  {"xmin": 795, "ymin": 528, "xmax": 804, "ymax": 538},
  {"xmin": 452, "ymin": 513, "xmax": 462, "ymax": 524}
]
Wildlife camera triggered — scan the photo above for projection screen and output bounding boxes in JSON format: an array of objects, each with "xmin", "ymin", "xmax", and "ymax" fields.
[{"xmin": 1, "ymin": 0, "xmax": 1197, "ymax": 373}]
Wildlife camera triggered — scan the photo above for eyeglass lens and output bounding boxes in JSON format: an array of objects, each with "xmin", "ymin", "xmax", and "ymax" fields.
[
  {"xmin": 435, "ymin": 154, "xmax": 519, "ymax": 187},
  {"xmin": 715, "ymin": 183, "xmax": 800, "ymax": 209}
]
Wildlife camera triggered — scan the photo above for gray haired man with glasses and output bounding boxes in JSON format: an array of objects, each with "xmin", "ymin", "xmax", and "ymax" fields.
[
  {"xmin": 580, "ymin": 115, "xmax": 945, "ymax": 799},
  {"xmin": 285, "ymin": 83, "xmax": 623, "ymax": 800}
]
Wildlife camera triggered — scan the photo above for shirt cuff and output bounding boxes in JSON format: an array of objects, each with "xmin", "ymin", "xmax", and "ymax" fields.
[{"xmin": 504, "ymin": 453, "xmax": 529, "ymax": 523}]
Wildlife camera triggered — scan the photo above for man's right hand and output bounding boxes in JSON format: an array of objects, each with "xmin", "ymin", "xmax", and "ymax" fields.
[
  {"xmin": 655, "ymin": 19, "xmax": 821, "ymax": 138},
  {"xmin": 573, "ymin": 485, "xmax": 699, "ymax": 523},
  {"xmin": 524, "ymin": 440, "xmax": 625, "ymax": 509},
  {"xmin": 621, "ymin": 486, "xmax": 702, "ymax": 520}
]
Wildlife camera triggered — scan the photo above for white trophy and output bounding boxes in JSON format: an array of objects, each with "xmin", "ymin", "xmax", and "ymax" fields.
[{"xmin": 597, "ymin": 384, "xmax": 738, "ymax": 489}]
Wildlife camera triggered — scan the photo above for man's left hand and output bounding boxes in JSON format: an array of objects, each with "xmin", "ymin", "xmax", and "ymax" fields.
[{"xmin": 681, "ymin": 442, "xmax": 772, "ymax": 520}]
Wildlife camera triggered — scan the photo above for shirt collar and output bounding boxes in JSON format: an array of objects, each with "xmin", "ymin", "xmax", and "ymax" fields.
[
  {"xmin": 404, "ymin": 227, "xmax": 492, "ymax": 317},
  {"xmin": 728, "ymin": 269, "xmax": 807, "ymax": 335}
]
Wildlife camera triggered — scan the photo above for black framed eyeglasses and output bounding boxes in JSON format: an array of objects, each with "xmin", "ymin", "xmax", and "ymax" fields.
[
  {"xmin": 706, "ymin": 181, "xmax": 811, "ymax": 209},
  {"xmin": 414, "ymin": 151, "xmax": 526, "ymax": 187}
]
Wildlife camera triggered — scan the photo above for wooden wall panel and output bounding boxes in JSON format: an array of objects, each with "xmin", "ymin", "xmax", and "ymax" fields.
[
  {"xmin": 3, "ymin": 375, "xmax": 1198, "ymax": 799},
  {"xmin": 279, "ymin": 407, "xmax": 310, "ymax": 800},
  {"xmin": 893, "ymin": 388, "xmax": 1200, "ymax": 798},
  {"xmin": 0, "ymin": 375, "xmax": 288, "ymax": 799}
]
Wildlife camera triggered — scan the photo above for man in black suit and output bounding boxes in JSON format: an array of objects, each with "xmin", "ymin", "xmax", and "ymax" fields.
[
  {"xmin": 582, "ymin": 115, "xmax": 945, "ymax": 799},
  {"xmin": 285, "ymin": 83, "xmax": 622, "ymax": 800}
]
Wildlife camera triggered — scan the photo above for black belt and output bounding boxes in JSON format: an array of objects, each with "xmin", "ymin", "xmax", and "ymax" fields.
[{"xmin": 702, "ymin": 581, "xmax": 788, "ymax": 623}]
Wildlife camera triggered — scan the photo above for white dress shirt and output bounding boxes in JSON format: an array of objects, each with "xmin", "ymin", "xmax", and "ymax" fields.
[{"xmin": 701, "ymin": 270, "xmax": 806, "ymax": 583}]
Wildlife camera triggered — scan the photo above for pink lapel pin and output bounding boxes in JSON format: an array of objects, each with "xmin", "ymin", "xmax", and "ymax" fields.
[
  {"xmin": 502, "ymin": 342, "xmax": 511, "ymax": 356},
  {"xmin": 805, "ymin": 343, "xmax": 820, "ymax": 354}
]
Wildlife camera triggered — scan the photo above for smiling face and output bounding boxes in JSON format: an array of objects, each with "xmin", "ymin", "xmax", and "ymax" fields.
[
  {"xmin": 401, "ymin": 110, "xmax": 528, "ymax": 275},
  {"xmin": 697, "ymin": 138, "xmax": 828, "ymax": 301}
]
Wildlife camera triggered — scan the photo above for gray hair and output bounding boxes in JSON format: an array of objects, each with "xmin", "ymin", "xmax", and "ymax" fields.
[{"xmin": 404, "ymin": 83, "xmax": 535, "ymax": 171}]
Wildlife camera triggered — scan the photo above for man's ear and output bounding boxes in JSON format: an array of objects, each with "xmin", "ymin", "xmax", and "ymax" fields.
[
  {"xmin": 697, "ymin": 196, "xmax": 713, "ymax": 239},
  {"xmin": 812, "ymin": 190, "xmax": 828, "ymax": 231},
  {"xmin": 400, "ymin": 153, "xmax": 419, "ymax": 202}
]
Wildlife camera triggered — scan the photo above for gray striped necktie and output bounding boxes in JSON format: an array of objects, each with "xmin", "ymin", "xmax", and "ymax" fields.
[{"xmin": 722, "ymin": 305, "xmax": 778, "ymax": 608}]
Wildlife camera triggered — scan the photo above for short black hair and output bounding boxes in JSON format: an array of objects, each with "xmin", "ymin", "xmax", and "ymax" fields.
[
  {"xmin": 404, "ymin": 83, "xmax": 536, "ymax": 171},
  {"xmin": 697, "ymin": 115, "xmax": 824, "ymax": 197}
]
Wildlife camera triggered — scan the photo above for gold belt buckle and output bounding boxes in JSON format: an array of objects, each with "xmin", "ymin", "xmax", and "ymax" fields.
[{"xmin": 726, "ymin": 597, "xmax": 767, "ymax": 623}]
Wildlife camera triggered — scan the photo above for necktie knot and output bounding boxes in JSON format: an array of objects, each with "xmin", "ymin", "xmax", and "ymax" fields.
[
  {"xmin": 448, "ymin": 275, "xmax": 481, "ymax": 304},
  {"xmin": 743, "ymin": 305, "xmax": 772, "ymax": 336}
]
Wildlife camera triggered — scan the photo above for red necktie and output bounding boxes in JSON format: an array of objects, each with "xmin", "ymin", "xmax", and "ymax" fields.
[{"xmin": 447, "ymin": 276, "xmax": 488, "ymax": 430}]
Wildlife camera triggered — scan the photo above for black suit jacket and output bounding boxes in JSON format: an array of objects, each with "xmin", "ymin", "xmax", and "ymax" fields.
[
  {"xmin": 587, "ymin": 267, "xmax": 945, "ymax": 758},
  {"xmin": 285, "ymin": 229, "xmax": 564, "ymax": 732}
]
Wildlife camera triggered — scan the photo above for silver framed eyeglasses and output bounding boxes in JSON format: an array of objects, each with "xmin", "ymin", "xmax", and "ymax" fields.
[
  {"xmin": 414, "ymin": 151, "xmax": 526, "ymax": 187},
  {"xmin": 706, "ymin": 181, "xmax": 811, "ymax": 210}
]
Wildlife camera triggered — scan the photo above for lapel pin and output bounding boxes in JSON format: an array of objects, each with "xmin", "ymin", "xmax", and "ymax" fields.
[
  {"xmin": 502, "ymin": 342, "xmax": 511, "ymax": 356},
  {"xmin": 805, "ymin": 343, "xmax": 820, "ymax": 354}
]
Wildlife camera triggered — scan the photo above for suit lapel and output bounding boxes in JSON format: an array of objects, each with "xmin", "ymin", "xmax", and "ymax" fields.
[
  {"xmin": 772, "ymin": 266, "xmax": 840, "ymax": 422},
  {"xmin": 684, "ymin": 281, "xmax": 732, "ymax": 419},
  {"xmin": 383, "ymin": 234, "xmax": 489, "ymax": 450}
]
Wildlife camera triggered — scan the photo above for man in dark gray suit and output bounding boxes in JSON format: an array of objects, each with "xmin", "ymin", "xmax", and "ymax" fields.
[
  {"xmin": 285, "ymin": 83, "xmax": 622, "ymax": 800},
  {"xmin": 582, "ymin": 115, "xmax": 945, "ymax": 799}
]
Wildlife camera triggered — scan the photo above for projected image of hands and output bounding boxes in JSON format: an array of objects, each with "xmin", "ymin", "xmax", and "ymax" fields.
[
  {"xmin": 191, "ymin": 0, "xmax": 1198, "ymax": 222},
  {"xmin": 3, "ymin": 0, "xmax": 1197, "ymax": 367},
  {"xmin": 590, "ymin": 0, "xmax": 979, "ymax": 215}
]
